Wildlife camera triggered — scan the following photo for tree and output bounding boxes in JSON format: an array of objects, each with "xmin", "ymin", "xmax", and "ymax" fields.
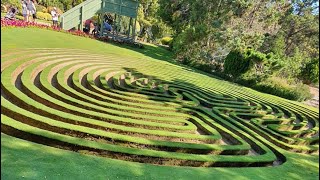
[
  {"xmin": 158, "ymin": 0, "xmax": 290, "ymax": 67},
  {"xmin": 135, "ymin": 0, "xmax": 173, "ymax": 42},
  {"xmin": 261, "ymin": 0, "xmax": 319, "ymax": 83}
]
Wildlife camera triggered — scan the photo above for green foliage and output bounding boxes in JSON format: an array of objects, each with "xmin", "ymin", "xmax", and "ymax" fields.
[
  {"xmin": 35, "ymin": 0, "xmax": 84, "ymax": 12},
  {"xmin": 159, "ymin": 0, "xmax": 290, "ymax": 63},
  {"xmin": 223, "ymin": 50, "xmax": 250, "ymax": 78},
  {"xmin": 299, "ymin": 58, "xmax": 319, "ymax": 84},
  {"xmin": 36, "ymin": 11, "xmax": 52, "ymax": 21},
  {"xmin": 151, "ymin": 20, "xmax": 173, "ymax": 40},
  {"xmin": 2, "ymin": 0, "xmax": 22, "ymax": 14},
  {"xmin": 221, "ymin": 48, "xmax": 310, "ymax": 101},
  {"xmin": 47, "ymin": 6, "xmax": 63, "ymax": 14},
  {"xmin": 158, "ymin": 0, "xmax": 318, "ymax": 91},
  {"xmin": 253, "ymin": 78, "xmax": 312, "ymax": 101},
  {"xmin": 275, "ymin": 48, "xmax": 306, "ymax": 82},
  {"xmin": 224, "ymin": 49, "xmax": 281, "ymax": 80},
  {"xmin": 35, "ymin": 4, "xmax": 47, "ymax": 13},
  {"xmin": 160, "ymin": 37, "xmax": 173, "ymax": 45},
  {"xmin": 260, "ymin": 0, "xmax": 319, "ymax": 85}
]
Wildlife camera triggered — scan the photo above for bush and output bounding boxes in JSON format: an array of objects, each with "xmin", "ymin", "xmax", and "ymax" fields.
[
  {"xmin": 223, "ymin": 50, "xmax": 251, "ymax": 78},
  {"xmin": 253, "ymin": 77, "xmax": 312, "ymax": 101},
  {"xmin": 36, "ymin": 12, "xmax": 46, "ymax": 20},
  {"xmin": 2, "ymin": 0, "xmax": 21, "ymax": 15},
  {"xmin": 15, "ymin": 15, "xmax": 23, "ymax": 20},
  {"xmin": 291, "ymin": 83, "xmax": 313, "ymax": 101},
  {"xmin": 193, "ymin": 63, "xmax": 212, "ymax": 74},
  {"xmin": 35, "ymin": 4, "xmax": 47, "ymax": 13},
  {"xmin": 161, "ymin": 37, "xmax": 173, "ymax": 45},
  {"xmin": 299, "ymin": 58, "xmax": 319, "ymax": 84},
  {"xmin": 36, "ymin": 11, "xmax": 52, "ymax": 21},
  {"xmin": 45, "ymin": 12, "xmax": 52, "ymax": 21},
  {"xmin": 224, "ymin": 49, "xmax": 282, "ymax": 81}
]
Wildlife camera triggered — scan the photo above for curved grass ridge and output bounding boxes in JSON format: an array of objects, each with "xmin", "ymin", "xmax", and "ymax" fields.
[{"xmin": 1, "ymin": 48, "xmax": 318, "ymax": 167}]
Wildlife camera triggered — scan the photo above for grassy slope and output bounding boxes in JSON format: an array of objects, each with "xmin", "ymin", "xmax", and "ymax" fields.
[{"xmin": 1, "ymin": 28, "xmax": 319, "ymax": 180}]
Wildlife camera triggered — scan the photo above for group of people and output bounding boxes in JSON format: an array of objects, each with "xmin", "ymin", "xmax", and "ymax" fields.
[
  {"xmin": 4, "ymin": 2, "xmax": 117, "ymax": 32},
  {"xmin": 4, "ymin": 0, "xmax": 60, "ymax": 28},
  {"xmin": 21, "ymin": 0, "xmax": 36, "ymax": 22},
  {"xmin": 83, "ymin": 14, "xmax": 113, "ymax": 36}
]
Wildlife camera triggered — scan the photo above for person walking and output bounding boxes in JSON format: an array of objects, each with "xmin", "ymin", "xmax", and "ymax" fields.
[{"xmin": 51, "ymin": 7, "xmax": 59, "ymax": 28}]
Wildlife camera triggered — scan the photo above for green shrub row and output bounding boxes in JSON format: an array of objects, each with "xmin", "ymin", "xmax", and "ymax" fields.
[
  {"xmin": 1, "ymin": 48, "xmax": 318, "ymax": 166},
  {"xmin": 1, "ymin": 50, "xmax": 260, "ymax": 158}
]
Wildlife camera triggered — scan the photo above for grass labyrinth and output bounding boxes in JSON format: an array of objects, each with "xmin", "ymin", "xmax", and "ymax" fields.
[{"xmin": 1, "ymin": 28, "xmax": 319, "ymax": 179}]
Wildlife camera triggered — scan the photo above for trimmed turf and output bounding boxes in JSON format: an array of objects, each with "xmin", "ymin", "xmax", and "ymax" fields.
[
  {"xmin": 1, "ymin": 28, "xmax": 319, "ymax": 179},
  {"xmin": 2, "ymin": 133, "xmax": 319, "ymax": 180}
]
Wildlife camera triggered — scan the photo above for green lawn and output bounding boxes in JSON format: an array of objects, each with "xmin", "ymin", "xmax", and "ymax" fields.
[
  {"xmin": 1, "ymin": 28, "xmax": 319, "ymax": 180},
  {"xmin": 2, "ymin": 133, "xmax": 319, "ymax": 180}
]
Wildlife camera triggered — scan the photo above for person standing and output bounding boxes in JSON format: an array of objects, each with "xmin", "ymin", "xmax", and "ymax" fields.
[
  {"xmin": 25, "ymin": 0, "xmax": 36, "ymax": 22},
  {"xmin": 89, "ymin": 21, "xmax": 95, "ymax": 34},
  {"xmin": 21, "ymin": 0, "xmax": 28, "ymax": 22},
  {"xmin": 51, "ymin": 7, "xmax": 59, "ymax": 28}
]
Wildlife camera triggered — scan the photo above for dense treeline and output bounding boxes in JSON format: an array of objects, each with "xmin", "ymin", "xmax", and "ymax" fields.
[{"xmin": 156, "ymin": 0, "xmax": 319, "ymax": 101}]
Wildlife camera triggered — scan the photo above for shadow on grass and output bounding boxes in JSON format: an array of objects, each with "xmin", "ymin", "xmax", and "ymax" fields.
[
  {"xmin": 106, "ymin": 41, "xmax": 227, "ymax": 84},
  {"xmin": 107, "ymin": 41, "xmax": 175, "ymax": 63},
  {"xmin": 1, "ymin": 133, "xmax": 291, "ymax": 180}
]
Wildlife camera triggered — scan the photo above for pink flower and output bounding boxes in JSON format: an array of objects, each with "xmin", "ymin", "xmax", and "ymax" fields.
[{"xmin": 1, "ymin": 19, "xmax": 111, "ymax": 43}]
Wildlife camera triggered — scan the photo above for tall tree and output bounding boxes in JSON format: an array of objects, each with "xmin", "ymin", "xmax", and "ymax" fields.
[{"xmin": 158, "ymin": 0, "xmax": 290, "ymax": 66}]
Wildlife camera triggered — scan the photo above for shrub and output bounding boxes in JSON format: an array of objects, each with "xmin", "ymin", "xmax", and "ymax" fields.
[
  {"xmin": 15, "ymin": 15, "xmax": 24, "ymax": 20},
  {"xmin": 193, "ymin": 63, "xmax": 212, "ymax": 74},
  {"xmin": 299, "ymin": 58, "xmax": 319, "ymax": 85},
  {"xmin": 2, "ymin": 0, "xmax": 21, "ymax": 15},
  {"xmin": 45, "ymin": 12, "xmax": 52, "ymax": 21},
  {"xmin": 224, "ymin": 49, "xmax": 281, "ymax": 81},
  {"xmin": 161, "ymin": 37, "xmax": 173, "ymax": 45},
  {"xmin": 36, "ymin": 12, "xmax": 52, "ymax": 21},
  {"xmin": 291, "ymin": 83, "xmax": 313, "ymax": 101},
  {"xmin": 223, "ymin": 50, "xmax": 251, "ymax": 78},
  {"xmin": 35, "ymin": 4, "xmax": 47, "ymax": 13},
  {"xmin": 36, "ymin": 12, "xmax": 47, "ymax": 20},
  {"xmin": 253, "ymin": 77, "xmax": 312, "ymax": 101}
]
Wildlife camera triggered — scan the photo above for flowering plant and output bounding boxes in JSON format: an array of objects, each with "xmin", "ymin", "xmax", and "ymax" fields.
[
  {"xmin": 1, "ymin": 19, "xmax": 142, "ymax": 48},
  {"xmin": 1, "ymin": 19, "xmax": 94, "ymax": 39}
]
